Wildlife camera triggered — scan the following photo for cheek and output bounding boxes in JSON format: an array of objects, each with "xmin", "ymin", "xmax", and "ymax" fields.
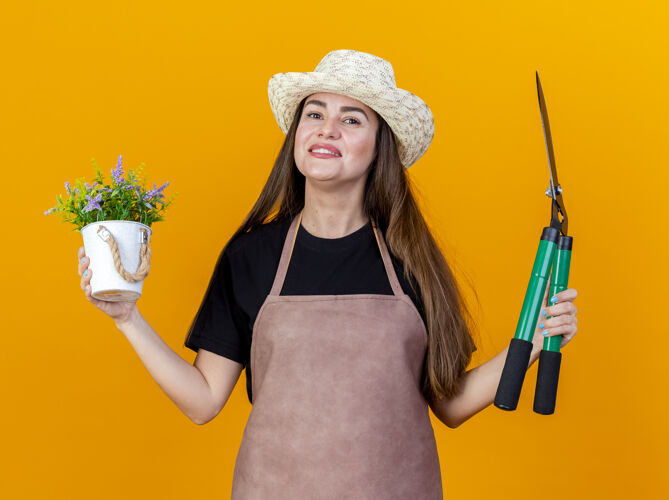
[
  {"xmin": 350, "ymin": 134, "xmax": 376, "ymax": 160},
  {"xmin": 295, "ymin": 123, "xmax": 315, "ymax": 147},
  {"xmin": 294, "ymin": 127, "xmax": 308, "ymax": 156}
]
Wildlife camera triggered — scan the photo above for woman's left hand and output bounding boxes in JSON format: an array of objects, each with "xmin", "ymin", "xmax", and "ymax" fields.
[{"xmin": 533, "ymin": 287, "xmax": 578, "ymax": 349}]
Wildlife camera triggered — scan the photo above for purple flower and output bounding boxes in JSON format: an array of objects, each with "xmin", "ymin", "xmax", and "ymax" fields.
[
  {"xmin": 143, "ymin": 181, "xmax": 169, "ymax": 202},
  {"xmin": 64, "ymin": 182, "xmax": 71, "ymax": 194},
  {"xmin": 111, "ymin": 155, "xmax": 125, "ymax": 185},
  {"xmin": 144, "ymin": 202, "xmax": 153, "ymax": 210},
  {"xmin": 82, "ymin": 193, "xmax": 103, "ymax": 213},
  {"xmin": 44, "ymin": 207, "xmax": 55, "ymax": 216}
]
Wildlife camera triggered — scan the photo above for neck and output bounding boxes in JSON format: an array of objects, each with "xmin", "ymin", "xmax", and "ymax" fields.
[{"xmin": 300, "ymin": 182, "xmax": 369, "ymax": 238}]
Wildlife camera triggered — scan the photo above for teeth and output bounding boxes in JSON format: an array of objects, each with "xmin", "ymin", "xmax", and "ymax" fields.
[{"xmin": 311, "ymin": 148, "xmax": 341, "ymax": 156}]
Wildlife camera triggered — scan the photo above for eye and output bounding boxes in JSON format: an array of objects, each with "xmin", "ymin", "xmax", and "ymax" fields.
[{"xmin": 305, "ymin": 112, "xmax": 360, "ymax": 125}]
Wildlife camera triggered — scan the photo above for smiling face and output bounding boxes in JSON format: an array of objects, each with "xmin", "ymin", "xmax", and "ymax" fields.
[{"xmin": 294, "ymin": 92, "xmax": 379, "ymax": 184}]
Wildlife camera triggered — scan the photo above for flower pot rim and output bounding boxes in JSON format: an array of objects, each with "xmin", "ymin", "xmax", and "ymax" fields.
[{"xmin": 80, "ymin": 220, "xmax": 152, "ymax": 234}]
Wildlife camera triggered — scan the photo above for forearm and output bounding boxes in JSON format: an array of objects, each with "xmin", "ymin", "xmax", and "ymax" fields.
[
  {"xmin": 431, "ymin": 338, "xmax": 542, "ymax": 428},
  {"xmin": 115, "ymin": 306, "xmax": 215, "ymax": 425}
]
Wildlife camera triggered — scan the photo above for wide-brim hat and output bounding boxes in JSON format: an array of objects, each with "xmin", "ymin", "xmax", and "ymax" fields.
[{"xmin": 267, "ymin": 49, "xmax": 434, "ymax": 169}]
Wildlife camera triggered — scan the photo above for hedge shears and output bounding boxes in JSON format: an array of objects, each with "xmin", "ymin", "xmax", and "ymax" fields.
[{"xmin": 494, "ymin": 72, "xmax": 573, "ymax": 415}]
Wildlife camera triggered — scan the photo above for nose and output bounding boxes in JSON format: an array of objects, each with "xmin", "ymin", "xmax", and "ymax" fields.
[{"xmin": 318, "ymin": 117, "xmax": 339, "ymax": 139}]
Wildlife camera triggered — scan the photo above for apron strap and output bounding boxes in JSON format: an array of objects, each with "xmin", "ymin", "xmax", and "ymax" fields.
[
  {"xmin": 370, "ymin": 220, "xmax": 403, "ymax": 297},
  {"xmin": 269, "ymin": 210, "xmax": 303, "ymax": 296}
]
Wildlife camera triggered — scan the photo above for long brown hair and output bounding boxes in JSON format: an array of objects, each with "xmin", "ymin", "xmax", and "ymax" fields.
[{"xmin": 210, "ymin": 97, "xmax": 479, "ymax": 403}]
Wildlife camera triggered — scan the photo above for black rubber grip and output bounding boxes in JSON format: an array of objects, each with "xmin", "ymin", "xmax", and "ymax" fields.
[
  {"xmin": 558, "ymin": 235, "xmax": 573, "ymax": 251},
  {"xmin": 533, "ymin": 349, "xmax": 562, "ymax": 415},
  {"xmin": 494, "ymin": 338, "xmax": 533, "ymax": 411},
  {"xmin": 541, "ymin": 227, "xmax": 560, "ymax": 243}
]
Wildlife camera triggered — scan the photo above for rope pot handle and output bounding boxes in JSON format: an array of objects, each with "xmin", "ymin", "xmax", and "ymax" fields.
[{"xmin": 96, "ymin": 225, "xmax": 152, "ymax": 283}]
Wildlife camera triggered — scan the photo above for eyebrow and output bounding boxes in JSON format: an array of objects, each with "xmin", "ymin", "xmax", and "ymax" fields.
[{"xmin": 304, "ymin": 99, "xmax": 369, "ymax": 121}]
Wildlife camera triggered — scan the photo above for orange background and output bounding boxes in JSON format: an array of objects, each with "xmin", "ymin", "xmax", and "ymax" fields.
[{"xmin": 2, "ymin": 1, "xmax": 667, "ymax": 498}]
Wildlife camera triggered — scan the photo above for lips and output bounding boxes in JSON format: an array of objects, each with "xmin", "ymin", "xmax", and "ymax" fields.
[{"xmin": 308, "ymin": 143, "xmax": 342, "ymax": 156}]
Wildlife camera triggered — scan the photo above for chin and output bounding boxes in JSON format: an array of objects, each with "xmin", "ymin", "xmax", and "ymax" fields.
[
  {"xmin": 298, "ymin": 161, "xmax": 342, "ymax": 179},
  {"xmin": 304, "ymin": 172, "xmax": 340, "ymax": 184}
]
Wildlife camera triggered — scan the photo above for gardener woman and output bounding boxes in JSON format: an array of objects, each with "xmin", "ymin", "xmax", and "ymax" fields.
[{"xmin": 77, "ymin": 49, "xmax": 579, "ymax": 499}]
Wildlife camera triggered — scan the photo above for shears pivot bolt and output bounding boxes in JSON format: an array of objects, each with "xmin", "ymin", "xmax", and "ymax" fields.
[{"xmin": 545, "ymin": 185, "xmax": 562, "ymax": 197}]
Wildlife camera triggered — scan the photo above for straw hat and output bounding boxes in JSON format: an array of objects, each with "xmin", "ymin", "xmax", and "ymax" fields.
[{"xmin": 267, "ymin": 49, "xmax": 434, "ymax": 169}]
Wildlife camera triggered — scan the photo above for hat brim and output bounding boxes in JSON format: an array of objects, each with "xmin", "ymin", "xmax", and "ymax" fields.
[{"xmin": 268, "ymin": 71, "xmax": 434, "ymax": 168}]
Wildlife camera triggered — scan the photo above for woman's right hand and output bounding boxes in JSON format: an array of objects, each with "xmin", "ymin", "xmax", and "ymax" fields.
[{"xmin": 78, "ymin": 246, "xmax": 138, "ymax": 325}]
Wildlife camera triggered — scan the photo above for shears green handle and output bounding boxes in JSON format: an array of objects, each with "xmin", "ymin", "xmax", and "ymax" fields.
[
  {"xmin": 493, "ymin": 227, "xmax": 558, "ymax": 411},
  {"xmin": 493, "ymin": 229, "xmax": 572, "ymax": 413},
  {"xmin": 534, "ymin": 234, "xmax": 572, "ymax": 414}
]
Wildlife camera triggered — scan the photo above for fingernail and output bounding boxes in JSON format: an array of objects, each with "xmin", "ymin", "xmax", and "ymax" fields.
[
  {"xmin": 84, "ymin": 270, "xmax": 88, "ymax": 277},
  {"xmin": 539, "ymin": 323, "xmax": 544, "ymax": 329},
  {"xmin": 550, "ymin": 296, "xmax": 558, "ymax": 303},
  {"xmin": 80, "ymin": 258, "xmax": 85, "ymax": 263},
  {"xmin": 79, "ymin": 246, "xmax": 83, "ymax": 253},
  {"xmin": 542, "ymin": 330, "xmax": 549, "ymax": 336},
  {"xmin": 542, "ymin": 310, "xmax": 547, "ymax": 316}
]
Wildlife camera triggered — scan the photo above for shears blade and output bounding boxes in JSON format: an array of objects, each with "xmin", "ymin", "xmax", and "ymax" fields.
[{"xmin": 536, "ymin": 71, "xmax": 568, "ymax": 236}]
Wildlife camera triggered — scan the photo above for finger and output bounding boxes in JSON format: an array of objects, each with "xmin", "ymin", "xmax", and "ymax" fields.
[
  {"xmin": 541, "ymin": 323, "xmax": 577, "ymax": 338},
  {"xmin": 84, "ymin": 281, "xmax": 105, "ymax": 307},
  {"xmin": 539, "ymin": 314, "xmax": 575, "ymax": 330},
  {"xmin": 81, "ymin": 267, "xmax": 91, "ymax": 291},
  {"xmin": 551, "ymin": 288, "xmax": 578, "ymax": 304},
  {"xmin": 78, "ymin": 254, "xmax": 89, "ymax": 277},
  {"xmin": 84, "ymin": 282, "xmax": 96, "ymax": 303},
  {"xmin": 560, "ymin": 331, "xmax": 577, "ymax": 348},
  {"xmin": 542, "ymin": 301, "xmax": 577, "ymax": 318}
]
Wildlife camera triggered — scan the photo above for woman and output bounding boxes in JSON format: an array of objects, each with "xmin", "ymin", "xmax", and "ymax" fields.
[{"xmin": 77, "ymin": 49, "xmax": 579, "ymax": 499}]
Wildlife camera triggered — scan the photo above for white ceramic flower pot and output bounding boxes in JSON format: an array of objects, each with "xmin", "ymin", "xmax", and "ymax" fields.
[{"xmin": 80, "ymin": 220, "xmax": 152, "ymax": 302}]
